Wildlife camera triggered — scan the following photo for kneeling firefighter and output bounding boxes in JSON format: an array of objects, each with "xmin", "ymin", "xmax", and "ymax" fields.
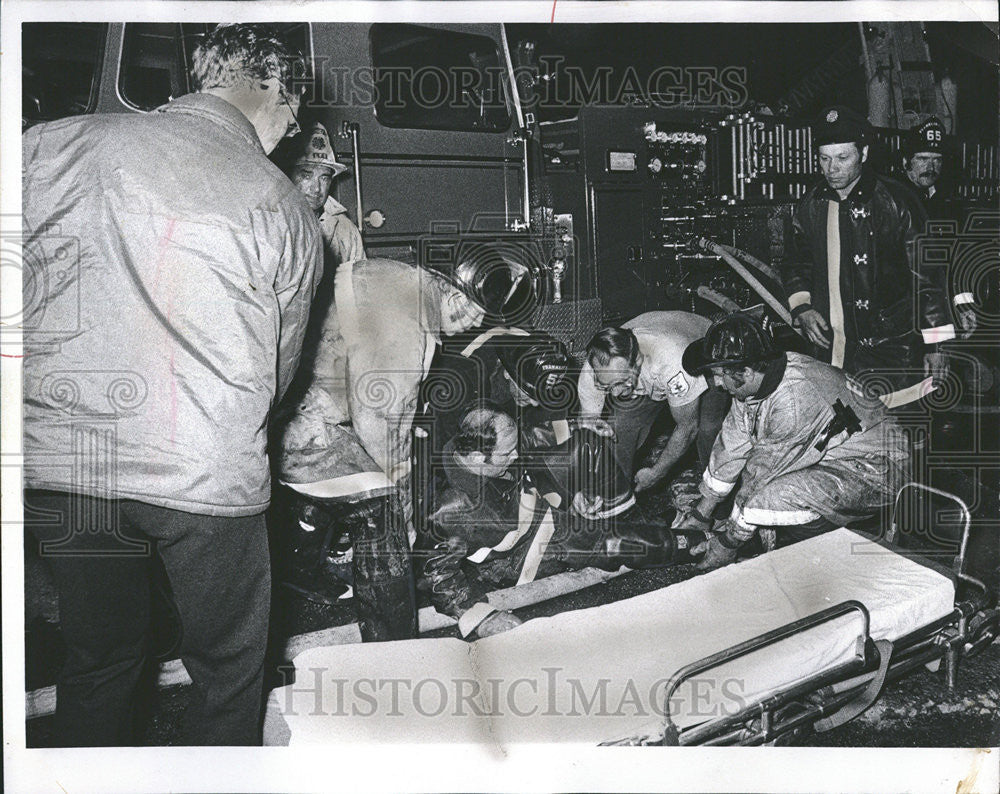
[
  {"xmin": 677, "ymin": 313, "xmax": 909, "ymax": 570},
  {"xmin": 274, "ymin": 251, "xmax": 532, "ymax": 641}
]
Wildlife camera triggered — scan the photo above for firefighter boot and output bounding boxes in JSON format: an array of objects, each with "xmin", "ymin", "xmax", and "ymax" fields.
[
  {"xmin": 696, "ymin": 521, "xmax": 746, "ymax": 571},
  {"xmin": 605, "ymin": 523, "xmax": 708, "ymax": 567},
  {"xmin": 276, "ymin": 488, "xmax": 352, "ymax": 606},
  {"xmin": 347, "ymin": 494, "xmax": 418, "ymax": 642}
]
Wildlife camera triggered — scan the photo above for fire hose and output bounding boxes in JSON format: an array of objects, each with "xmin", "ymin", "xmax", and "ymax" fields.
[
  {"xmin": 715, "ymin": 241, "xmax": 783, "ymax": 284},
  {"xmin": 690, "ymin": 236, "xmax": 804, "ymax": 338}
]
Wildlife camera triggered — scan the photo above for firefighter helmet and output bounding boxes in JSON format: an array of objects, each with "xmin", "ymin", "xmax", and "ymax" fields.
[
  {"xmin": 903, "ymin": 115, "xmax": 946, "ymax": 158},
  {"xmin": 441, "ymin": 243, "xmax": 541, "ymax": 326},
  {"xmin": 682, "ymin": 312, "xmax": 779, "ymax": 375},
  {"xmin": 494, "ymin": 332, "xmax": 572, "ymax": 408}
]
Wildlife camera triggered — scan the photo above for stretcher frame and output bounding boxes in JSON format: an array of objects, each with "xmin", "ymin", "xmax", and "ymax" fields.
[{"xmin": 641, "ymin": 483, "xmax": 999, "ymax": 746}]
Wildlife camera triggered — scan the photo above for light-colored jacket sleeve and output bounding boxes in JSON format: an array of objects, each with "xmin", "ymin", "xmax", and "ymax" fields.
[
  {"xmin": 340, "ymin": 261, "xmax": 438, "ymax": 483},
  {"xmin": 577, "ymin": 360, "xmax": 607, "ymax": 417},
  {"xmin": 346, "ymin": 333, "xmax": 431, "ymax": 483},
  {"xmin": 701, "ymin": 406, "xmax": 752, "ymax": 498},
  {"xmin": 702, "ymin": 386, "xmax": 835, "ymax": 506},
  {"xmin": 328, "ymin": 215, "xmax": 365, "ymax": 267},
  {"xmin": 259, "ymin": 188, "xmax": 324, "ymax": 403}
]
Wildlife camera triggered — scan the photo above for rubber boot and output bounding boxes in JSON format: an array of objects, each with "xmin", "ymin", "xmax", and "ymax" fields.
[
  {"xmin": 605, "ymin": 523, "xmax": 708, "ymax": 567},
  {"xmin": 347, "ymin": 494, "xmax": 418, "ymax": 642},
  {"xmin": 278, "ymin": 493, "xmax": 351, "ymax": 606},
  {"xmin": 695, "ymin": 531, "xmax": 739, "ymax": 571}
]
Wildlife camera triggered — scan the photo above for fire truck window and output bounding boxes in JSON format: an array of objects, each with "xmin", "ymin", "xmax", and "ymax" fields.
[
  {"xmin": 119, "ymin": 23, "xmax": 312, "ymax": 112},
  {"xmin": 120, "ymin": 24, "xmax": 189, "ymax": 111},
  {"xmin": 371, "ymin": 24, "xmax": 511, "ymax": 132},
  {"xmin": 22, "ymin": 23, "xmax": 106, "ymax": 126}
]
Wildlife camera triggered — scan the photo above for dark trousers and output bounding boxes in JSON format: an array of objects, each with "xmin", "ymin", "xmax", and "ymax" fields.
[
  {"xmin": 344, "ymin": 495, "xmax": 418, "ymax": 642},
  {"xmin": 608, "ymin": 389, "xmax": 729, "ymax": 477},
  {"xmin": 24, "ymin": 489, "xmax": 270, "ymax": 746}
]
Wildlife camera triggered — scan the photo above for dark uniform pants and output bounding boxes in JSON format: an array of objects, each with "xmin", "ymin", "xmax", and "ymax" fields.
[
  {"xmin": 607, "ymin": 389, "xmax": 729, "ymax": 477},
  {"xmin": 25, "ymin": 489, "xmax": 270, "ymax": 746}
]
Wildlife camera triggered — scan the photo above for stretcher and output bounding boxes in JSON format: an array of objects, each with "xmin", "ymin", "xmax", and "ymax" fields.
[{"xmin": 263, "ymin": 484, "xmax": 997, "ymax": 747}]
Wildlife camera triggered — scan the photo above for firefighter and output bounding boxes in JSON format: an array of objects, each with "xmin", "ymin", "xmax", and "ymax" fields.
[
  {"xmin": 677, "ymin": 313, "xmax": 909, "ymax": 571},
  {"xmin": 577, "ymin": 311, "xmax": 729, "ymax": 493},
  {"xmin": 784, "ymin": 104, "xmax": 955, "ymax": 409},
  {"xmin": 283, "ymin": 121, "xmax": 364, "ymax": 270},
  {"xmin": 416, "ymin": 403, "xmax": 707, "ymax": 638},
  {"xmin": 277, "ymin": 252, "xmax": 550, "ymax": 640},
  {"xmin": 901, "ymin": 116, "xmax": 977, "ymax": 339}
]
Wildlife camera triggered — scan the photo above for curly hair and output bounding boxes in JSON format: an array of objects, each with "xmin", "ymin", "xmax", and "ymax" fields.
[{"xmin": 191, "ymin": 24, "xmax": 304, "ymax": 93}]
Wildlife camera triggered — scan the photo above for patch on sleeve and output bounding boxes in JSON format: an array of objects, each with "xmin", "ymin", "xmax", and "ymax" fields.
[{"xmin": 665, "ymin": 371, "xmax": 690, "ymax": 397}]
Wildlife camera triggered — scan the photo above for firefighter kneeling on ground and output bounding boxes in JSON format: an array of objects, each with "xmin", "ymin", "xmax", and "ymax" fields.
[
  {"xmin": 274, "ymin": 256, "xmax": 492, "ymax": 641},
  {"xmin": 414, "ymin": 402, "xmax": 708, "ymax": 639},
  {"xmin": 676, "ymin": 313, "xmax": 910, "ymax": 571}
]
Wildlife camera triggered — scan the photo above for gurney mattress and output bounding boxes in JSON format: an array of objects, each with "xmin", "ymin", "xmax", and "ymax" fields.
[{"xmin": 265, "ymin": 528, "xmax": 954, "ymax": 746}]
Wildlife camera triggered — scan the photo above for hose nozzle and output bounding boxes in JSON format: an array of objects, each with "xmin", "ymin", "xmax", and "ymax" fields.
[{"xmin": 686, "ymin": 236, "xmax": 711, "ymax": 253}]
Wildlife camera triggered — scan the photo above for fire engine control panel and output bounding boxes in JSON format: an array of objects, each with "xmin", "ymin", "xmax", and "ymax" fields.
[{"xmin": 540, "ymin": 106, "xmax": 789, "ymax": 323}]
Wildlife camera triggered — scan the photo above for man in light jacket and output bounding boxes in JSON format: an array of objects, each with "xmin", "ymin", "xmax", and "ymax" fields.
[
  {"xmin": 22, "ymin": 24, "xmax": 322, "ymax": 745},
  {"xmin": 277, "ymin": 255, "xmax": 488, "ymax": 641}
]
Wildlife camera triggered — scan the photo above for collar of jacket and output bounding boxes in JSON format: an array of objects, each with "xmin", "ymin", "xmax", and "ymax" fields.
[
  {"xmin": 748, "ymin": 353, "xmax": 787, "ymax": 403},
  {"xmin": 813, "ymin": 167, "xmax": 877, "ymax": 204},
  {"xmin": 154, "ymin": 92, "xmax": 264, "ymax": 155},
  {"xmin": 321, "ymin": 195, "xmax": 351, "ymax": 219}
]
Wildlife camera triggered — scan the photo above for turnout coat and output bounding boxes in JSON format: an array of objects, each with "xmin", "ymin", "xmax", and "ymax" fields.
[
  {"xmin": 700, "ymin": 353, "xmax": 909, "ymax": 532},
  {"xmin": 785, "ymin": 169, "xmax": 954, "ymax": 405}
]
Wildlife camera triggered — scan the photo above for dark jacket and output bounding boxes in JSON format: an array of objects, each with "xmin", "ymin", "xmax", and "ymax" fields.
[
  {"xmin": 415, "ymin": 446, "xmax": 572, "ymax": 619},
  {"xmin": 785, "ymin": 169, "xmax": 954, "ymax": 395}
]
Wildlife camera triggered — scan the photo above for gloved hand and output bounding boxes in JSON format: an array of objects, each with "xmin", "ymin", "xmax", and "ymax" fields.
[
  {"xmin": 694, "ymin": 532, "xmax": 738, "ymax": 571},
  {"xmin": 957, "ymin": 305, "xmax": 977, "ymax": 339},
  {"xmin": 924, "ymin": 352, "xmax": 950, "ymax": 390},
  {"xmin": 633, "ymin": 467, "xmax": 663, "ymax": 493},
  {"xmin": 475, "ymin": 610, "xmax": 523, "ymax": 638},
  {"xmin": 673, "ymin": 506, "xmax": 713, "ymax": 532},
  {"xmin": 572, "ymin": 491, "xmax": 604, "ymax": 518}
]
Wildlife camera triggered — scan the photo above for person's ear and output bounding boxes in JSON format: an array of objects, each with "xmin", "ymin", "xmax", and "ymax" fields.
[{"xmin": 860, "ymin": 144, "xmax": 869, "ymax": 164}]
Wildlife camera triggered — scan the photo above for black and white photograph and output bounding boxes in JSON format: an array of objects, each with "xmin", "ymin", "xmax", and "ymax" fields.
[{"xmin": 2, "ymin": 1, "xmax": 999, "ymax": 792}]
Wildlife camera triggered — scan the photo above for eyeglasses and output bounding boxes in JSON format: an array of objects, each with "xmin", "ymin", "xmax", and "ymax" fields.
[
  {"xmin": 592, "ymin": 372, "xmax": 634, "ymax": 393},
  {"xmin": 278, "ymin": 87, "xmax": 302, "ymax": 137}
]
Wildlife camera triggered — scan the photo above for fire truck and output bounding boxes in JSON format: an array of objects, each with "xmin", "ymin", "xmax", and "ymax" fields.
[{"xmin": 22, "ymin": 21, "xmax": 999, "ymax": 348}]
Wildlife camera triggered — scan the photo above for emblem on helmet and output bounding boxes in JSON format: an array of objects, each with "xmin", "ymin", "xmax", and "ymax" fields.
[{"xmin": 826, "ymin": 109, "xmax": 839, "ymax": 123}]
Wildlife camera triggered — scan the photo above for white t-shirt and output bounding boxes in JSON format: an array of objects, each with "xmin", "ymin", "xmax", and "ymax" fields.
[{"xmin": 578, "ymin": 311, "xmax": 711, "ymax": 415}]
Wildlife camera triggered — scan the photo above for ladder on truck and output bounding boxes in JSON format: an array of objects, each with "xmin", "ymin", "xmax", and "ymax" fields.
[{"xmin": 860, "ymin": 22, "xmax": 941, "ymax": 130}]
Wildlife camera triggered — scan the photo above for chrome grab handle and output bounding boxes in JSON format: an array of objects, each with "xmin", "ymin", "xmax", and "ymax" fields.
[{"xmin": 342, "ymin": 121, "xmax": 364, "ymax": 227}]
